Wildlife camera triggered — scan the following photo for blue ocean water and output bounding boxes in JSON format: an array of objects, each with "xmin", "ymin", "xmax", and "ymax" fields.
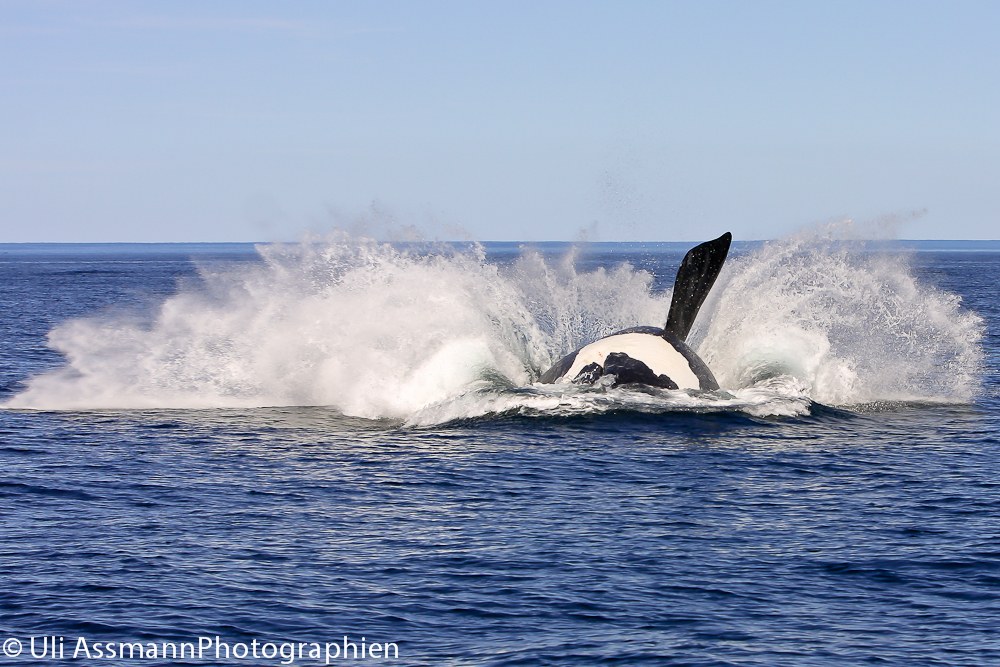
[{"xmin": 0, "ymin": 235, "xmax": 997, "ymax": 666}]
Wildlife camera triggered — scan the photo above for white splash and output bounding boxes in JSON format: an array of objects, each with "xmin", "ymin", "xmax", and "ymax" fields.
[
  {"xmin": 6, "ymin": 231, "xmax": 983, "ymax": 423},
  {"xmin": 696, "ymin": 234, "xmax": 984, "ymax": 406}
]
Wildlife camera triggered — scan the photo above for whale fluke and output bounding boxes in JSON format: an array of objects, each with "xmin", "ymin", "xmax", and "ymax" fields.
[{"xmin": 662, "ymin": 232, "xmax": 732, "ymax": 342}]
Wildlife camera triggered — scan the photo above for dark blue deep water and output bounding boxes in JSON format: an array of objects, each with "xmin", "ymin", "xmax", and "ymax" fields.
[{"xmin": 1, "ymin": 240, "xmax": 998, "ymax": 666}]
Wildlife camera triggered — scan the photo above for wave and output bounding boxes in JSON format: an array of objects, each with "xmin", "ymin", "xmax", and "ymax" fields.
[{"xmin": 5, "ymin": 231, "xmax": 983, "ymax": 424}]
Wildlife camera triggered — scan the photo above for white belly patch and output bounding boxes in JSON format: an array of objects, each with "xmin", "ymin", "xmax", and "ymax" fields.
[{"xmin": 561, "ymin": 333, "xmax": 700, "ymax": 389}]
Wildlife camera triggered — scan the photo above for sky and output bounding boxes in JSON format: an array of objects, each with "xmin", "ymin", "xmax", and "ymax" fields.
[{"xmin": 2, "ymin": 1, "xmax": 999, "ymax": 243}]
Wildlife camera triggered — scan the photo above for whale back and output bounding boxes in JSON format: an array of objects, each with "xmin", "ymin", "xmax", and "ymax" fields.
[{"xmin": 662, "ymin": 232, "xmax": 732, "ymax": 341}]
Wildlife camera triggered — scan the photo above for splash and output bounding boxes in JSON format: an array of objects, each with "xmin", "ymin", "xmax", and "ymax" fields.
[
  {"xmin": 6, "ymin": 231, "xmax": 983, "ymax": 422},
  {"xmin": 697, "ymin": 233, "xmax": 984, "ymax": 405}
]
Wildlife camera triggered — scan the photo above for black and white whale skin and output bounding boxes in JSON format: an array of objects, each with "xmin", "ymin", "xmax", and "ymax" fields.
[{"xmin": 539, "ymin": 232, "xmax": 732, "ymax": 391}]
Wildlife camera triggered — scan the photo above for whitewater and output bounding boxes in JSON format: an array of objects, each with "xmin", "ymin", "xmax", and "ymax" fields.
[{"xmin": 5, "ymin": 231, "xmax": 982, "ymax": 426}]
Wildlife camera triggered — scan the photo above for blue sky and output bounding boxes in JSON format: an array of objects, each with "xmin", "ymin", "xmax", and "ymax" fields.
[{"xmin": 2, "ymin": 1, "xmax": 998, "ymax": 242}]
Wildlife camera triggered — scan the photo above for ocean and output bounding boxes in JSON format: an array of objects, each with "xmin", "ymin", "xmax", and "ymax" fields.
[{"xmin": 0, "ymin": 234, "xmax": 997, "ymax": 666}]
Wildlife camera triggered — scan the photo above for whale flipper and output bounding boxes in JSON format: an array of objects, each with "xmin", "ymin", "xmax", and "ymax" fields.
[
  {"xmin": 538, "ymin": 233, "xmax": 732, "ymax": 390},
  {"xmin": 662, "ymin": 232, "xmax": 732, "ymax": 342}
]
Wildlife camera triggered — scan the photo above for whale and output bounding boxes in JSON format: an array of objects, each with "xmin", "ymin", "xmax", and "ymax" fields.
[{"xmin": 539, "ymin": 232, "xmax": 732, "ymax": 390}]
